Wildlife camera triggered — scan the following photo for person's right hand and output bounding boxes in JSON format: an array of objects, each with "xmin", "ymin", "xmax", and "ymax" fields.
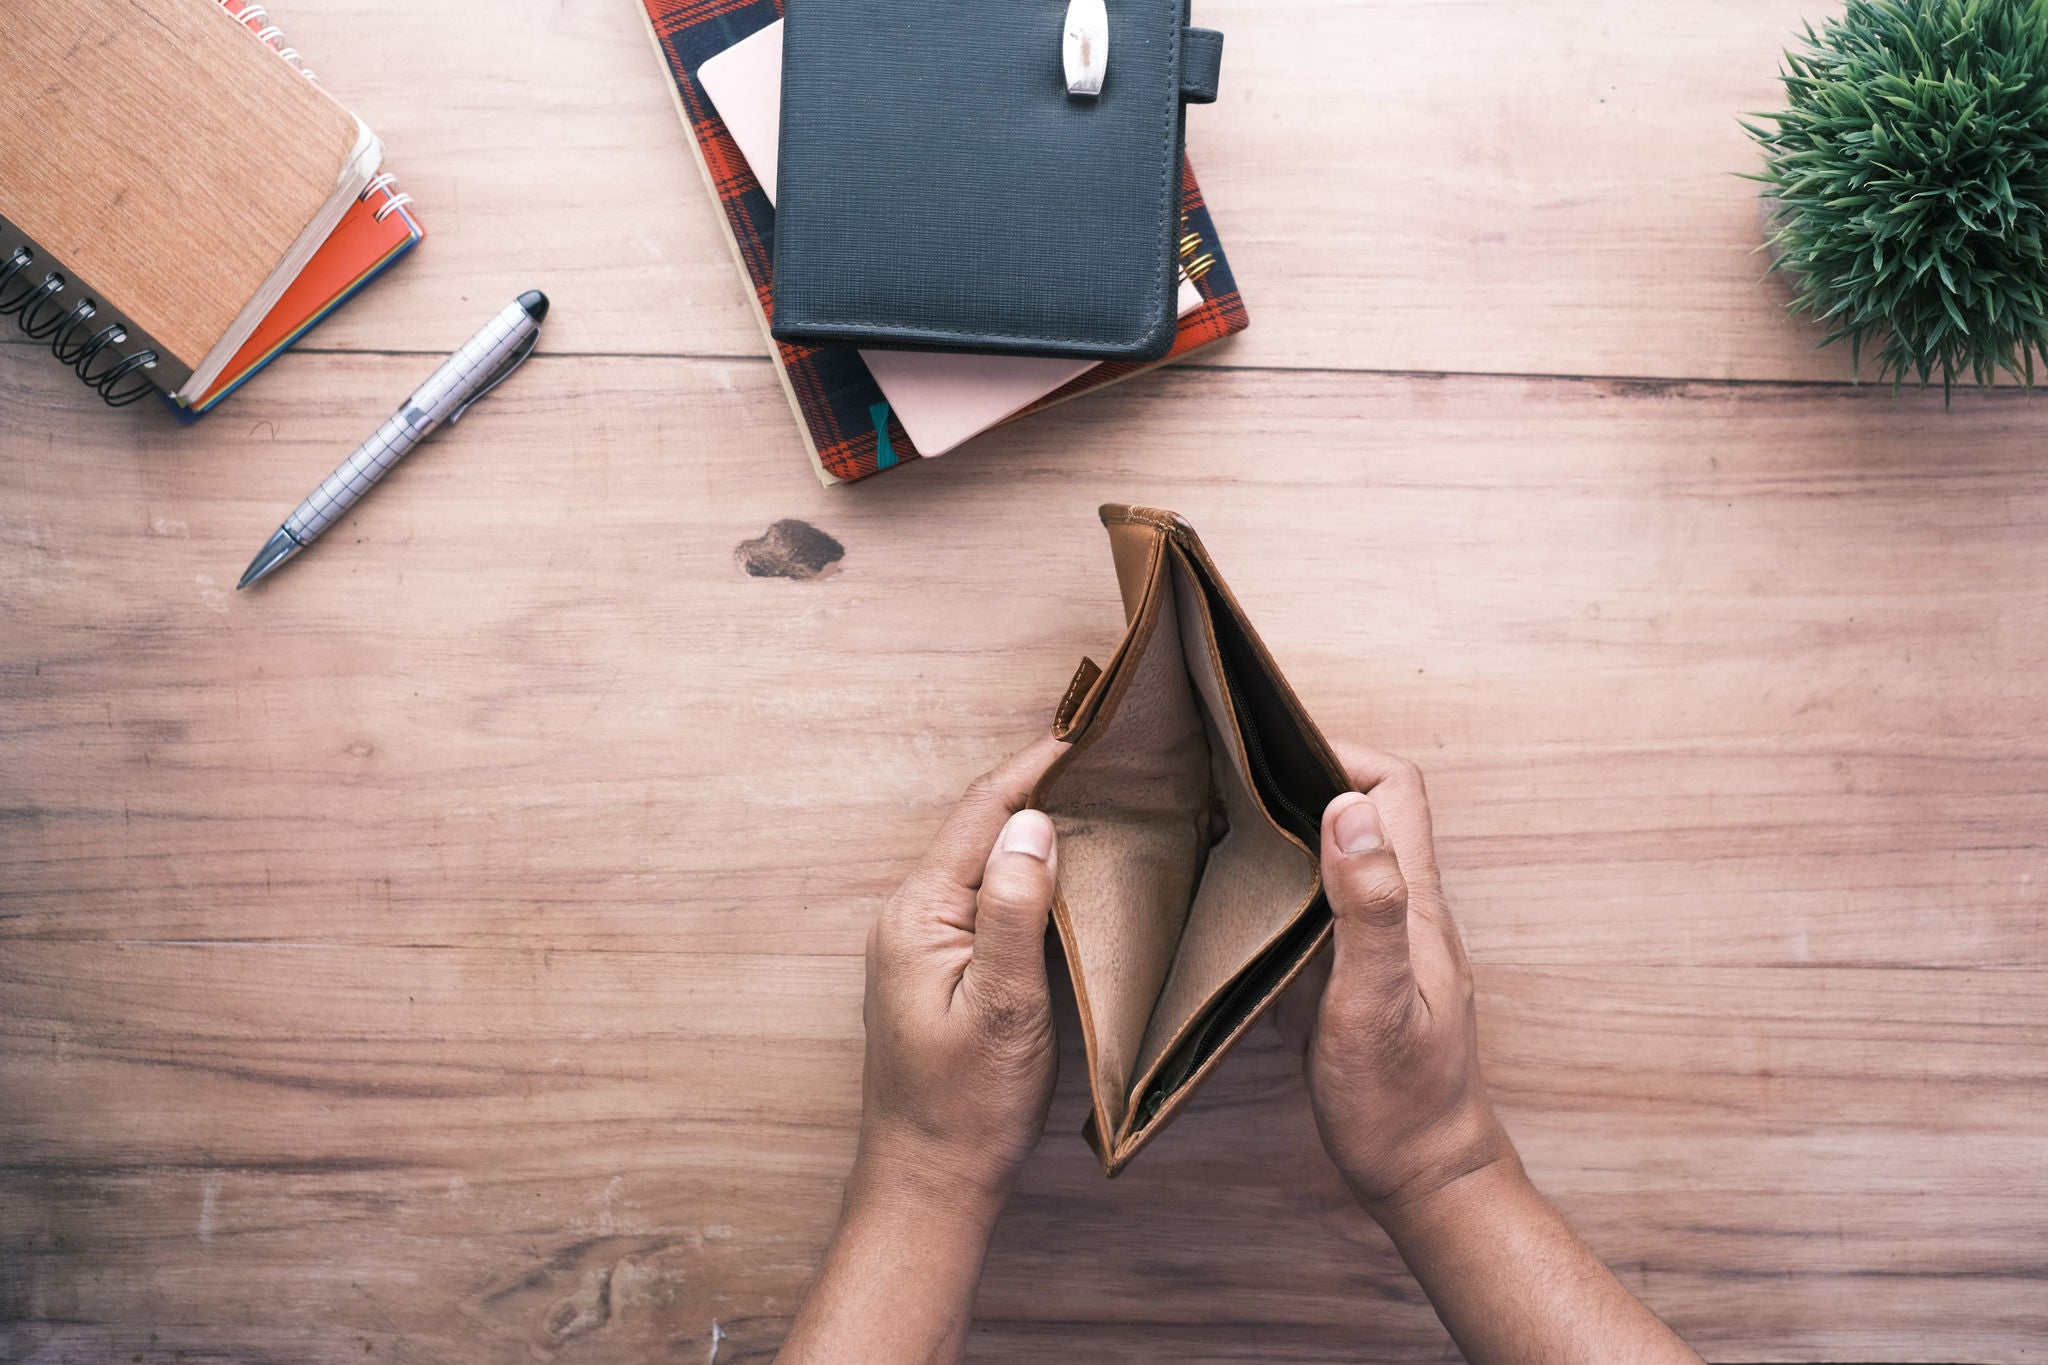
[
  {"xmin": 1276, "ymin": 745, "xmax": 1709, "ymax": 1364},
  {"xmin": 1274, "ymin": 743, "xmax": 1517, "ymax": 1219}
]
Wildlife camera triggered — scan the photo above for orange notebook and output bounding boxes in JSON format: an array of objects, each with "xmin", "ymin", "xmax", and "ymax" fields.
[
  {"xmin": 176, "ymin": 172, "xmax": 422, "ymax": 415},
  {"xmin": 169, "ymin": 0, "xmax": 423, "ymax": 418}
]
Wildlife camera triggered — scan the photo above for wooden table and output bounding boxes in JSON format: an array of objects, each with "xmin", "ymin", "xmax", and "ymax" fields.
[{"xmin": 4, "ymin": 1, "xmax": 2044, "ymax": 1361}]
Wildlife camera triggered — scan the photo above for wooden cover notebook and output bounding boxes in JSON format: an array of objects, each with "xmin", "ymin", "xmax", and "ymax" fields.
[
  {"xmin": 168, "ymin": 1, "xmax": 425, "ymax": 418},
  {"xmin": 0, "ymin": 0, "xmax": 381, "ymax": 405}
]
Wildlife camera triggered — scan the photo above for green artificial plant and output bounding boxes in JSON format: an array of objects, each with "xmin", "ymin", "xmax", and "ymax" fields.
[{"xmin": 1746, "ymin": 0, "xmax": 2048, "ymax": 395}]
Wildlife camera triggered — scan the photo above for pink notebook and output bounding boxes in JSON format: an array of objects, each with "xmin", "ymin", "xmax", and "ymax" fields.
[{"xmin": 696, "ymin": 20, "xmax": 1202, "ymax": 457}]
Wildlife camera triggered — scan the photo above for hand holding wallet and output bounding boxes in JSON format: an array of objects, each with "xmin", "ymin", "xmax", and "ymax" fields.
[{"xmin": 1034, "ymin": 506, "xmax": 1350, "ymax": 1175}]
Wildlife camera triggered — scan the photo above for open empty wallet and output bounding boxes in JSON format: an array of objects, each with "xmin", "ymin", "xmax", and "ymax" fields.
[{"xmin": 1033, "ymin": 505, "xmax": 1352, "ymax": 1175}]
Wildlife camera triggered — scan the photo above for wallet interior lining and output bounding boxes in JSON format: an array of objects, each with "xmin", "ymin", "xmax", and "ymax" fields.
[
  {"xmin": 1044, "ymin": 540, "xmax": 1340, "ymax": 1146},
  {"xmin": 1114, "ymin": 548, "xmax": 1343, "ymax": 1142},
  {"xmin": 1040, "ymin": 559, "xmax": 1210, "ymax": 1137},
  {"xmin": 1126, "ymin": 553, "xmax": 1319, "ymax": 1090}
]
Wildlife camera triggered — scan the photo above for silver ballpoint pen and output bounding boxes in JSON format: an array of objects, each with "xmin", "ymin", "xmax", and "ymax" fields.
[{"xmin": 238, "ymin": 290, "xmax": 550, "ymax": 589}]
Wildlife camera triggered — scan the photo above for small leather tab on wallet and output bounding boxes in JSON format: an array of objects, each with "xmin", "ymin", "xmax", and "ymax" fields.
[
  {"xmin": 1054, "ymin": 656, "xmax": 1106, "ymax": 737},
  {"xmin": 1032, "ymin": 505, "xmax": 1351, "ymax": 1176}
]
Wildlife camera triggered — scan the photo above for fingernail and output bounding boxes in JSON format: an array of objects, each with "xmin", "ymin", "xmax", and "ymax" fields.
[
  {"xmin": 1333, "ymin": 796, "xmax": 1384, "ymax": 854},
  {"xmin": 1001, "ymin": 809, "xmax": 1056, "ymax": 862}
]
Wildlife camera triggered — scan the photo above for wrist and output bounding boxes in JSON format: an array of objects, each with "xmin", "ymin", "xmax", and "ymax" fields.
[
  {"xmin": 1347, "ymin": 1103, "xmax": 1523, "ymax": 1230},
  {"xmin": 842, "ymin": 1131, "xmax": 1012, "ymax": 1248},
  {"xmin": 1366, "ymin": 1140, "xmax": 1531, "ymax": 1250},
  {"xmin": 780, "ymin": 1137, "xmax": 1009, "ymax": 1365}
]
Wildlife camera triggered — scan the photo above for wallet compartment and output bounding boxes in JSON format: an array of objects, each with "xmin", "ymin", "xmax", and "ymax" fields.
[
  {"xmin": 1119, "ymin": 550, "xmax": 1322, "ymax": 1119},
  {"xmin": 1038, "ymin": 544, "xmax": 1210, "ymax": 1142},
  {"xmin": 1039, "ymin": 506, "xmax": 1352, "ymax": 1173}
]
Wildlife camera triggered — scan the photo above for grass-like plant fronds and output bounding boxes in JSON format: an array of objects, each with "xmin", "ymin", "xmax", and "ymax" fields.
[{"xmin": 1745, "ymin": 0, "xmax": 2048, "ymax": 396}]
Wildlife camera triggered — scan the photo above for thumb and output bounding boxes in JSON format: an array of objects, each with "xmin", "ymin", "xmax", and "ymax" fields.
[
  {"xmin": 1321, "ymin": 793, "xmax": 1415, "ymax": 996},
  {"xmin": 964, "ymin": 809, "xmax": 1059, "ymax": 1008}
]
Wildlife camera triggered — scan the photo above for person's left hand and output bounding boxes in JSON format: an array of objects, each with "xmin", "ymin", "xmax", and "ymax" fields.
[
  {"xmin": 777, "ymin": 735, "xmax": 1069, "ymax": 1364},
  {"xmin": 848, "ymin": 733, "xmax": 1069, "ymax": 1220}
]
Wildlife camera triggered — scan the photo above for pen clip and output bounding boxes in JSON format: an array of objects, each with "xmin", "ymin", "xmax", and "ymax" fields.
[{"xmin": 448, "ymin": 329, "xmax": 540, "ymax": 424}]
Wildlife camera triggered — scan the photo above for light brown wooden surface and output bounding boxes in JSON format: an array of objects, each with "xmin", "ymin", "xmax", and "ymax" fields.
[{"xmin": 2, "ymin": 2, "xmax": 2044, "ymax": 1363}]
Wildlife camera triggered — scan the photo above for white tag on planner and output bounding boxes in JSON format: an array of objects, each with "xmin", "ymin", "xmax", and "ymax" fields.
[{"xmin": 1064, "ymin": 0, "xmax": 1109, "ymax": 98}]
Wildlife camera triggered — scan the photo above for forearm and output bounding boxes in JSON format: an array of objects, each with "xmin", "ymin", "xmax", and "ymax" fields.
[
  {"xmin": 777, "ymin": 1160, "xmax": 1001, "ymax": 1365},
  {"xmin": 1372, "ymin": 1156, "xmax": 1705, "ymax": 1365}
]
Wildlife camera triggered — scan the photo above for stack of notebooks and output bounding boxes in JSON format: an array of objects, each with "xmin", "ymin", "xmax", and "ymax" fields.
[
  {"xmin": 640, "ymin": 0, "xmax": 1248, "ymax": 485},
  {"xmin": 0, "ymin": 0, "xmax": 421, "ymax": 418}
]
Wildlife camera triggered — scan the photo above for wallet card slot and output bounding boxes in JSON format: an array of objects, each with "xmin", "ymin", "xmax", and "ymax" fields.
[{"xmin": 1185, "ymin": 554, "xmax": 1344, "ymax": 845}]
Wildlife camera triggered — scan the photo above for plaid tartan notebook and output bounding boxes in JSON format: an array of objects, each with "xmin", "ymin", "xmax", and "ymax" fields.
[{"xmin": 639, "ymin": 0, "xmax": 1250, "ymax": 485}]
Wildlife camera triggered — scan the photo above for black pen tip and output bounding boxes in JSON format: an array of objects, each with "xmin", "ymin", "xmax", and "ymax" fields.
[{"xmin": 518, "ymin": 290, "xmax": 549, "ymax": 324}]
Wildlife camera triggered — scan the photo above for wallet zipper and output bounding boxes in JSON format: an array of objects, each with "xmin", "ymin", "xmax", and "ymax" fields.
[
  {"xmin": 1136, "ymin": 901, "xmax": 1329, "ymax": 1127},
  {"xmin": 1141, "ymin": 982, "xmax": 1242, "ymax": 1122}
]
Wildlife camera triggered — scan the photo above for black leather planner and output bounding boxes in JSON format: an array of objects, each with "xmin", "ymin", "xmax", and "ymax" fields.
[{"xmin": 771, "ymin": 0, "xmax": 1224, "ymax": 362}]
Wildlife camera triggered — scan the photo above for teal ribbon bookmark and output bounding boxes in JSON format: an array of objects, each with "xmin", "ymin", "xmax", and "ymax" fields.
[{"xmin": 869, "ymin": 401, "xmax": 898, "ymax": 470}]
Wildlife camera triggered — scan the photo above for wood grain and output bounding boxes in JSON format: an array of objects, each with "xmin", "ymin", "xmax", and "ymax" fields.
[
  {"xmin": 5, "ymin": 359, "xmax": 2041, "ymax": 969},
  {"xmin": 145, "ymin": 0, "xmax": 1874, "ymax": 381},
  {"xmin": 3, "ymin": 944, "xmax": 2042, "ymax": 1362},
  {"xmin": 4, "ymin": 0, "xmax": 2047, "ymax": 1361}
]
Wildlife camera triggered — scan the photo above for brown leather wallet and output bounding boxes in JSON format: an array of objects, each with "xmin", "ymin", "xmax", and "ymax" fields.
[{"xmin": 1034, "ymin": 505, "xmax": 1350, "ymax": 1176}]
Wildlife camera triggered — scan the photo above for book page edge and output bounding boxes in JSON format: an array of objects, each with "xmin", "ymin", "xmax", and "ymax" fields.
[
  {"xmin": 176, "ymin": 118, "xmax": 382, "ymax": 401},
  {"xmin": 636, "ymin": 3, "xmax": 840, "ymax": 488}
]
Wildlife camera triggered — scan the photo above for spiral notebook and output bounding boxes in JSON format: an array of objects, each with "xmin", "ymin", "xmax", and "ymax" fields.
[
  {"xmin": 170, "ymin": 2, "xmax": 425, "ymax": 417},
  {"xmin": 0, "ymin": 0, "xmax": 412, "ymax": 411}
]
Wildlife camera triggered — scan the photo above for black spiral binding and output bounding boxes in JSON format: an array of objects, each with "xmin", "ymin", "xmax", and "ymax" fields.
[{"xmin": 0, "ymin": 242, "xmax": 161, "ymax": 407}]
